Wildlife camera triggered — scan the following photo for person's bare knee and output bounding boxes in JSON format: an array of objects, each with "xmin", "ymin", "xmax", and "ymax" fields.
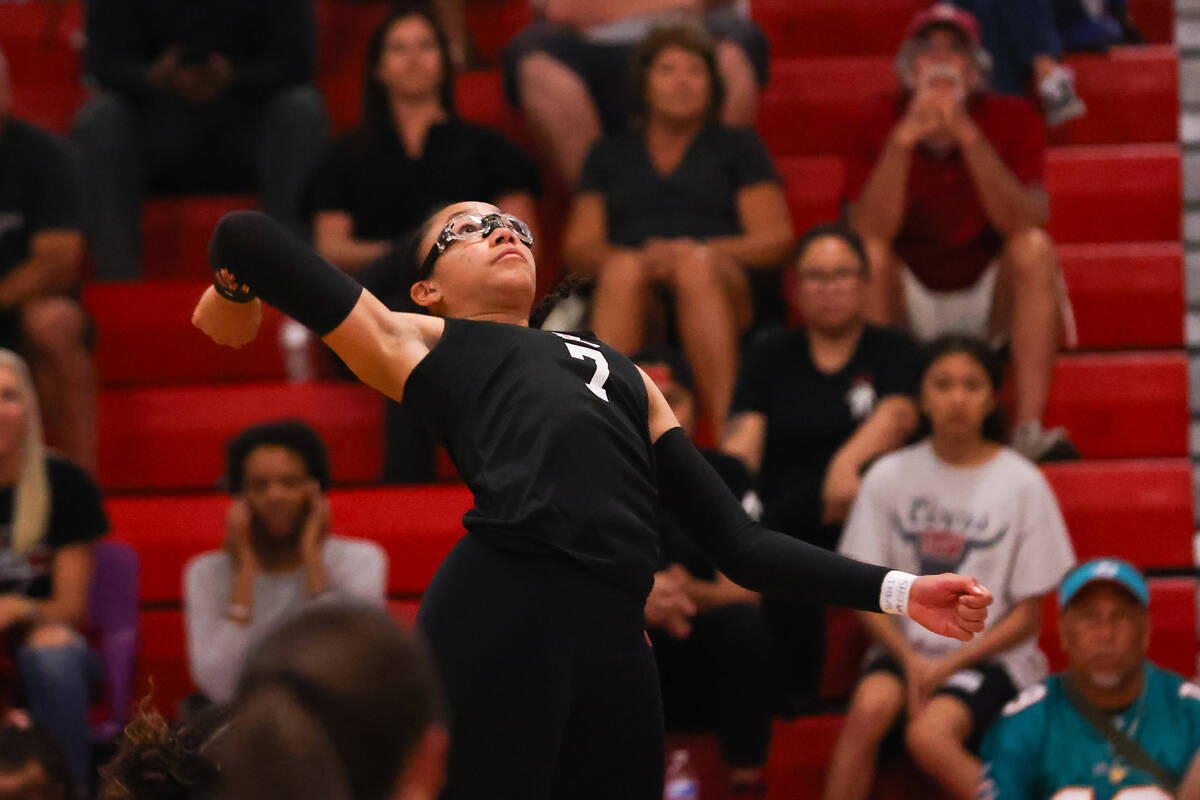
[
  {"xmin": 844, "ymin": 674, "xmax": 906, "ymax": 742},
  {"xmin": 25, "ymin": 624, "xmax": 79, "ymax": 650},
  {"xmin": 670, "ymin": 244, "xmax": 724, "ymax": 297},
  {"xmin": 1001, "ymin": 228, "xmax": 1057, "ymax": 284},
  {"xmin": 517, "ymin": 52, "xmax": 590, "ymax": 110},
  {"xmin": 596, "ymin": 251, "xmax": 650, "ymax": 297},
  {"xmin": 20, "ymin": 297, "xmax": 88, "ymax": 360},
  {"xmin": 904, "ymin": 696, "xmax": 972, "ymax": 764}
]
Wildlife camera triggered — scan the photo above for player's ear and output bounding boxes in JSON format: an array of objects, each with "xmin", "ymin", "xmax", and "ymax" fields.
[{"xmin": 410, "ymin": 280, "xmax": 442, "ymax": 309}]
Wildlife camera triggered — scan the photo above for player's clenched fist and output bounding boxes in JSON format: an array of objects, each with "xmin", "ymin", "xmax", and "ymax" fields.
[
  {"xmin": 192, "ymin": 285, "xmax": 263, "ymax": 348},
  {"xmin": 908, "ymin": 573, "xmax": 993, "ymax": 642}
]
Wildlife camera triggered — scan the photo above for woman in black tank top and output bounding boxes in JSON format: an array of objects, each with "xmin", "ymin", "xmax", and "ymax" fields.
[{"xmin": 192, "ymin": 202, "xmax": 994, "ymax": 800}]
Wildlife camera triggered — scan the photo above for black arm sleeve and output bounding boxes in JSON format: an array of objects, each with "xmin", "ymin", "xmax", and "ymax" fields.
[
  {"xmin": 209, "ymin": 211, "xmax": 363, "ymax": 336},
  {"xmin": 655, "ymin": 427, "xmax": 888, "ymax": 611}
]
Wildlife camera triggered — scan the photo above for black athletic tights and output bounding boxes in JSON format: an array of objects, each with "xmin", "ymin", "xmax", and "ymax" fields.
[{"xmin": 416, "ymin": 533, "xmax": 665, "ymax": 800}]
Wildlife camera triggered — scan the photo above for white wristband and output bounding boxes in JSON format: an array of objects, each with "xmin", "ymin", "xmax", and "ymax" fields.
[{"xmin": 879, "ymin": 570, "xmax": 916, "ymax": 616}]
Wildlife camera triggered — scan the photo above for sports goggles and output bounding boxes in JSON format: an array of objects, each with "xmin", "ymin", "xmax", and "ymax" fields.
[{"xmin": 418, "ymin": 212, "xmax": 534, "ymax": 280}]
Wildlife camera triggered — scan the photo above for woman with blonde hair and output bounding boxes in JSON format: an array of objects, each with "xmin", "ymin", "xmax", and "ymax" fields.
[{"xmin": 0, "ymin": 348, "xmax": 108, "ymax": 793}]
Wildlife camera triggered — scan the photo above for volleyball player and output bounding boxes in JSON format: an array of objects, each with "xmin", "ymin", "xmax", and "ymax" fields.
[{"xmin": 191, "ymin": 203, "xmax": 993, "ymax": 800}]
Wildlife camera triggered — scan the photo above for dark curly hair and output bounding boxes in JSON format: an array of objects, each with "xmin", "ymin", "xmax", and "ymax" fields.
[
  {"xmin": 98, "ymin": 702, "xmax": 228, "ymax": 800},
  {"xmin": 627, "ymin": 23, "xmax": 726, "ymax": 128},
  {"xmin": 225, "ymin": 419, "xmax": 331, "ymax": 494}
]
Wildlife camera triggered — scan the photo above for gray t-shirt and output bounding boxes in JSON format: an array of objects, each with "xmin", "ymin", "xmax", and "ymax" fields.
[
  {"xmin": 184, "ymin": 537, "xmax": 388, "ymax": 703},
  {"xmin": 839, "ymin": 441, "xmax": 1076, "ymax": 688}
]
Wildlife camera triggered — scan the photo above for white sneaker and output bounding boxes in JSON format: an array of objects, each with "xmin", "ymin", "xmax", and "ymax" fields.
[
  {"xmin": 1039, "ymin": 65, "xmax": 1088, "ymax": 127},
  {"xmin": 1011, "ymin": 420, "xmax": 1080, "ymax": 462}
]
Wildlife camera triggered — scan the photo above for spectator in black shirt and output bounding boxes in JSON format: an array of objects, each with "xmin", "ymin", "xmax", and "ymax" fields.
[
  {"xmin": 306, "ymin": 5, "xmax": 540, "ymax": 484},
  {"xmin": 723, "ymin": 223, "xmax": 921, "ymax": 707},
  {"xmin": 564, "ymin": 24, "xmax": 794, "ymax": 433},
  {"xmin": 71, "ymin": 0, "xmax": 329, "ymax": 279},
  {"xmin": 637, "ymin": 348, "xmax": 772, "ymax": 797},
  {"xmin": 308, "ymin": 3, "xmax": 539, "ymax": 283},
  {"xmin": 0, "ymin": 49, "xmax": 97, "ymax": 475},
  {"xmin": 0, "ymin": 350, "xmax": 108, "ymax": 794}
]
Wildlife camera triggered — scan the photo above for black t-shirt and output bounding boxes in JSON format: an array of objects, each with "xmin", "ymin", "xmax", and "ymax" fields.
[
  {"xmin": 0, "ymin": 120, "xmax": 82, "ymax": 280},
  {"xmin": 578, "ymin": 124, "xmax": 780, "ymax": 248},
  {"xmin": 657, "ymin": 448, "xmax": 751, "ymax": 581},
  {"xmin": 0, "ymin": 456, "xmax": 108, "ymax": 599},
  {"xmin": 403, "ymin": 319, "xmax": 661, "ymax": 598},
  {"xmin": 731, "ymin": 325, "xmax": 921, "ymax": 534},
  {"xmin": 306, "ymin": 120, "xmax": 540, "ymax": 307},
  {"xmin": 306, "ymin": 120, "xmax": 539, "ymax": 240}
]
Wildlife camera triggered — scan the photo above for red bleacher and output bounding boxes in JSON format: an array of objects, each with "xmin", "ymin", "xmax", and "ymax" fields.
[{"xmin": 1, "ymin": 1, "xmax": 1193, "ymax": 798}]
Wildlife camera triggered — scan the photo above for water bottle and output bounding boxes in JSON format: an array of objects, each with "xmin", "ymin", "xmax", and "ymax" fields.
[
  {"xmin": 664, "ymin": 749, "xmax": 699, "ymax": 800},
  {"xmin": 279, "ymin": 318, "xmax": 315, "ymax": 383}
]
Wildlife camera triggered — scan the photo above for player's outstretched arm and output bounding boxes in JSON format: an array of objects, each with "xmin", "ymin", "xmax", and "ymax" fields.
[
  {"xmin": 193, "ymin": 211, "xmax": 440, "ymax": 402},
  {"xmin": 642, "ymin": 369, "xmax": 992, "ymax": 639}
]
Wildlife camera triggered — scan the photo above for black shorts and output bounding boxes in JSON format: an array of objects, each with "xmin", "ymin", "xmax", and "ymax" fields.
[
  {"xmin": 865, "ymin": 653, "xmax": 1018, "ymax": 752},
  {"xmin": 502, "ymin": 9, "xmax": 769, "ymax": 134}
]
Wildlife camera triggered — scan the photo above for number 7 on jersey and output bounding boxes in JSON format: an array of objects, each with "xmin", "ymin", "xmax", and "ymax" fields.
[{"xmin": 554, "ymin": 333, "xmax": 610, "ymax": 402}]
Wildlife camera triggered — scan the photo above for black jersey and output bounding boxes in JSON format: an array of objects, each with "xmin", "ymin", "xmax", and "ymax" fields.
[{"xmin": 403, "ymin": 318, "xmax": 661, "ymax": 598}]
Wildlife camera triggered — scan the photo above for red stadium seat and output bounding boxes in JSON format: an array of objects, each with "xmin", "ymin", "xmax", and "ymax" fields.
[
  {"xmin": 750, "ymin": 0, "xmax": 921, "ymax": 58},
  {"xmin": 776, "ymin": 155, "xmax": 847, "ymax": 234},
  {"xmin": 1059, "ymin": 242, "xmax": 1184, "ymax": 349},
  {"xmin": 760, "ymin": 48, "xmax": 1178, "ymax": 157},
  {"xmin": 135, "ymin": 610, "xmax": 193, "ymax": 719},
  {"xmin": 1128, "ymin": 0, "xmax": 1175, "ymax": 44},
  {"xmin": 98, "ymin": 383, "xmax": 386, "ymax": 490},
  {"xmin": 1045, "ymin": 145, "xmax": 1181, "ymax": 244},
  {"xmin": 141, "ymin": 195, "xmax": 256, "ymax": 280},
  {"xmin": 1042, "ymin": 460, "xmax": 1194, "ymax": 567},
  {"xmin": 1049, "ymin": 47, "xmax": 1179, "ymax": 148},
  {"xmin": 1042, "ymin": 352, "xmax": 1189, "ymax": 458},
  {"xmin": 758, "ymin": 58, "xmax": 896, "ymax": 157},
  {"xmin": 86, "ymin": 280, "xmax": 288, "ymax": 387}
]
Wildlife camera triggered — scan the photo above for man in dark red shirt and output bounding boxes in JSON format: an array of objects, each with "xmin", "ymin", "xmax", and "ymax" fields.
[{"xmin": 848, "ymin": 5, "xmax": 1076, "ymax": 462}]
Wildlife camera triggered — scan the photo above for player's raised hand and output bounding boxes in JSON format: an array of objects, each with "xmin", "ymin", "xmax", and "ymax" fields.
[
  {"xmin": 907, "ymin": 573, "xmax": 992, "ymax": 642},
  {"xmin": 192, "ymin": 285, "xmax": 263, "ymax": 348}
]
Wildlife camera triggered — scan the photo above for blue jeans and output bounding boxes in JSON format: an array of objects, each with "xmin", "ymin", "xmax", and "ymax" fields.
[
  {"xmin": 954, "ymin": 0, "xmax": 1063, "ymax": 95},
  {"xmin": 17, "ymin": 637, "xmax": 100, "ymax": 793}
]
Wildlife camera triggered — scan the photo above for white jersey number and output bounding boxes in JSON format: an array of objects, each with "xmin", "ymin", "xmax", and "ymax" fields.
[{"xmin": 555, "ymin": 334, "xmax": 610, "ymax": 402}]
